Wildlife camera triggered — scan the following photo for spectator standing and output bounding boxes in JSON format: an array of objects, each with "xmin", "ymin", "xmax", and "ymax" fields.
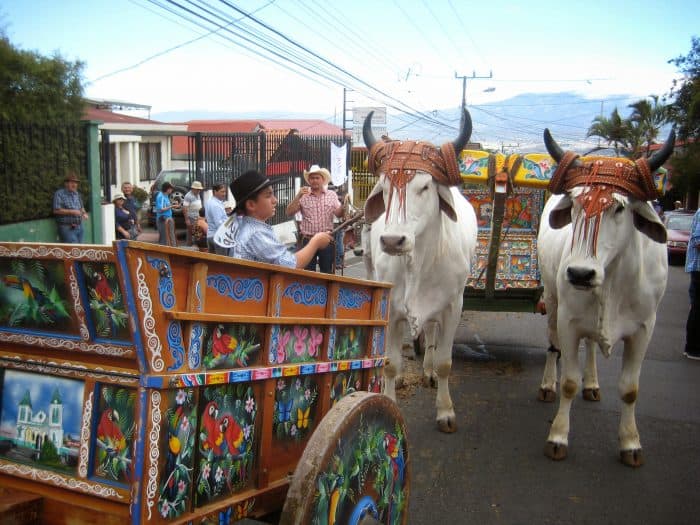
[
  {"xmin": 285, "ymin": 165, "xmax": 346, "ymax": 273},
  {"xmin": 214, "ymin": 170, "xmax": 331, "ymax": 268},
  {"xmin": 113, "ymin": 193, "xmax": 134, "ymax": 239},
  {"xmin": 155, "ymin": 182, "xmax": 179, "ymax": 245},
  {"xmin": 53, "ymin": 171, "xmax": 88, "ymax": 243},
  {"xmin": 183, "ymin": 181, "xmax": 204, "ymax": 245},
  {"xmin": 684, "ymin": 207, "xmax": 700, "ymax": 360},
  {"xmin": 121, "ymin": 182, "xmax": 142, "ymax": 239},
  {"xmin": 205, "ymin": 183, "xmax": 228, "ymax": 254}
]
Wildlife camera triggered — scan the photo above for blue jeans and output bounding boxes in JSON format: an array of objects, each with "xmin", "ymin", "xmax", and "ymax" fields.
[
  {"xmin": 686, "ymin": 271, "xmax": 700, "ymax": 355},
  {"xmin": 302, "ymin": 237, "xmax": 333, "ymax": 273},
  {"xmin": 57, "ymin": 223, "xmax": 83, "ymax": 243},
  {"xmin": 334, "ymin": 229, "xmax": 345, "ymax": 267}
]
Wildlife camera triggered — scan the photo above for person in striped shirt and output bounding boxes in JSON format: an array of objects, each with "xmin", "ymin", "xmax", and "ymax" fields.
[{"xmin": 285, "ymin": 165, "xmax": 347, "ymax": 273}]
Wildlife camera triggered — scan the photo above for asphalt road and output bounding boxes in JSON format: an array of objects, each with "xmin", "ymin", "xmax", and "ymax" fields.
[{"xmin": 342, "ymin": 259, "xmax": 700, "ymax": 525}]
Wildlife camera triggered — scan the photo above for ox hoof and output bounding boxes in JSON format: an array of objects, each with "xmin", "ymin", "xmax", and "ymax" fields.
[
  {"xmin": 538, "ymin": 388, "xmax": 556, "ymax": 403},
  {"xmin": 582, "ymin": 388, "xmax": 601, "ymax": 402},
  {"xmin": 437, "ymin": 416, "xmax": 457, "ymax": 433},
  {"xmin": 422, "ymin": 375, "xmax": 437, "ymax": 388},
  {"xmin": 544, "ymin": 441, "xmax": 568, "ymax": 461},
  {"xmin": 620, "ymin": 448, "xmax": 644, "ymax": 468}
]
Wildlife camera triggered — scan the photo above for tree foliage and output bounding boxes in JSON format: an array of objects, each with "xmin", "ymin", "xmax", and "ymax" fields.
[
  {"xmin": 666, "ymin": 36, "xmax": 700, "ymax": 197},
  {"xmin": 0, "ymin": 31, "xmax": 85, "ymax": 122}
]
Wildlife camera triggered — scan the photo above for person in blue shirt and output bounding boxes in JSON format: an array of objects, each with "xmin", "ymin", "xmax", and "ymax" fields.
[
  {"xmin": 214, "ymin": 170, "xmax": 332, "ymax": 268},
  {"xmin": 155, "ymin": 182, "xmax": 179, "ymax": 245},
  {"xmin": 53, "ymin": 171, "xmax": 88, "ymax": 243},
  {"xmin": 684, "ymin": 207, "xmax": 700, "ymax": 360}
]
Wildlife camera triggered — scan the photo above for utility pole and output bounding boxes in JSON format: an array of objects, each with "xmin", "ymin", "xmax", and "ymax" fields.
[{"xmin": 455, "ymin": 70, "xmax": 492, "ymax": 126}]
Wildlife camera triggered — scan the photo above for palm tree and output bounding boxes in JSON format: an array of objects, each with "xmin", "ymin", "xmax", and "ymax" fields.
[
  {"xmin": 587, "ymin": 108, "xmax": 630, "ymax": 156},
  {"xmin": 628, "ymin": 95, "xmax": 668, "ymax": 157}
]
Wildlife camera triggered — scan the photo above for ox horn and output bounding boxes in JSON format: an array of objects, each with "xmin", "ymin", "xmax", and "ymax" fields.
[
  {"xmin": 363, "ymin": 111, "xmax": 377, "ymax": 151},
  {"xmin": 646, "ymin": 129, "xmax": 676, "ymax": 172},
  {"xmin": 543, "ymin": 128, "xmax": 565, "ymax": 164},
  {"xmin": 452, "ymin": 109, "xmax": 473, "ymax": 154}
]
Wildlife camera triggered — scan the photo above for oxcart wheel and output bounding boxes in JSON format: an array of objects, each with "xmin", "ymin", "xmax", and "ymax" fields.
[{"xmin": 280, "ymin": 392, "xmax": 410, "ymax": 525}]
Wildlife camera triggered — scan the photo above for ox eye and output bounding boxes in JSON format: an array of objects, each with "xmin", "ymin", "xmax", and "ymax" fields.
[{"xmin": 419, "ymin": 184, "xmax": 429, "ymax": 194}]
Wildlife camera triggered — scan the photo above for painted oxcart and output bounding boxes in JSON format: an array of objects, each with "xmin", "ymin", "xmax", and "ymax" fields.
[
  {"xmin": 0, "ymin": 240, "xmax": 408, "ymax": 524},
  {"xmin": 457, "ymin": 150, "xmax": 668, "ymax": 312}
]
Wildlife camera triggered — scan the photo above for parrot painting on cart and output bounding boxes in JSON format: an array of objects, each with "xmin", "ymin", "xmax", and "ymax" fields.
[
  {"xmin": 201, "ymin": 401, "xmax": 223, "ymax": 455},
  {"xmin": 211, "ymin": 324, "xmax": 237, "ymax": 358}
]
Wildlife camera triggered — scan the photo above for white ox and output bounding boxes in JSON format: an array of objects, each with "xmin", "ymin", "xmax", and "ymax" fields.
[
  {"xmin": 362, "ymin": 110, "xmax": 477, "ymax": 432},
  {"xmin": 537, "ymin": 129, "xmax": 674, "ymax": 466}
]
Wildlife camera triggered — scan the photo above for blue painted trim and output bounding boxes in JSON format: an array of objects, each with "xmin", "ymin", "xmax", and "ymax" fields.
[
  {"xmin": 114, "ymin": 241, "xmax": 148, "ymax": 372},
  {"xmin": 130, "ymin": 386, "xmax": 148, "ymax": 525},
  {"xmin": 0, "ymin": 327, "xmax": 81, "ymax": 339}
]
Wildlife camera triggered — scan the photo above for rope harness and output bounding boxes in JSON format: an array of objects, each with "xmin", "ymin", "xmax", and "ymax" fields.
[
  {"xmin": 368, "ymin": 140, "xmax": 462, "ymax": 220},
  {"xmin": 548, "ymin": 152, "xmax": 659, "ymax": 256}
]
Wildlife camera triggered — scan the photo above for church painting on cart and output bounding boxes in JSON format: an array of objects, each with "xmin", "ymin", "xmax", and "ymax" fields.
[{"xmin": 0, "ymin": 369, "xmax": 84, "ymax": 474}]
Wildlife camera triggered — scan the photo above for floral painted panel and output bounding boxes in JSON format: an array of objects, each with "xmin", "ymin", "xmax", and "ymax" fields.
[
  {"xmin": 81, "ymin": 262, "xmax": 130, "ymax": 341},
  {"xmin": 331, "ymin": 326, "xmax": 367, "ymax": 360},
  {"xmin": 330, "ymin": 371, "xmax": 362, "ymax": 407},
  {"xmin": 270, "ymin": 325, "xmax": 324, "ymax": 365},
  {"xmin": 0, "ymin": 259, "xmax": 72, "ymax": 332},
  {"xmin": 202, "ymin": 323, "xmax": 262, "ymax": 370},
  {"xmin": 158, "ymin": 388, "xmax": 197, "ymax": 520},
  {"xmin": 0, "ymin": 369, "xmax": 83, "ymax": 474},
  {"xmin": 196, "ymin": 384, "xmax": 258, "ymax": 507},
  {"xmin": 93, "ymin": 385, "xmax": 136, "ymax": 484},
  {"xmin": 273, "ymin": 377, "xmax": 319, "ymax": 442},
  {"xmin": 312, "ymin": 417, "xmax": 408, "ymax": 525}
]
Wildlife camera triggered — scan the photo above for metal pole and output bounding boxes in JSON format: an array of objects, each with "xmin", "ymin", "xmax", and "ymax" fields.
[{"xmin": 455, "ymin": 70, "xmax": 493, "ymax": 126}]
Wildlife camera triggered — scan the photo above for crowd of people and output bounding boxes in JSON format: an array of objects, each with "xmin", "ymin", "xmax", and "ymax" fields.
[{"xmin": 51, "ymin": 165, "xmax": 350, "ymax": 272}]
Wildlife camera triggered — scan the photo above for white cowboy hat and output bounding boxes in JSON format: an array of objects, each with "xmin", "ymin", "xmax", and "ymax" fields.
[
  {"xmin": 303, "ymin": 165, "xmax": 331, "ymax": 185},
  {"xmin": 191, "ymin": 181, "xmax": 204, "ymax": 190},
  {"xmin": 111, "ymin": 193, "xmax": 125, "ymax": 203}
]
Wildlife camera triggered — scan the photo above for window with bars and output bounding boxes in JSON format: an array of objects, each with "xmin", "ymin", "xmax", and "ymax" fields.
[{"xmin": 139, "ymin": 142, "xmax": 162, "ymax": 181}]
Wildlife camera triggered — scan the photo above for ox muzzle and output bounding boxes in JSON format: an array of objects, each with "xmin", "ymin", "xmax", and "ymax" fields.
[{"xmin": 380, "ymin": 232, "xmax": 414, "ymax": 256}]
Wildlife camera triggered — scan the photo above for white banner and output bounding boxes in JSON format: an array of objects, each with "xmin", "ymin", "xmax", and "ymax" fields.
[{"xmin": 330, "ymin": 142, "xmax": 347, "ymax": 186}]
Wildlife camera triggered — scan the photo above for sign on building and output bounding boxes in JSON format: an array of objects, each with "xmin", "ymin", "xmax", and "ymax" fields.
[{"xmin": 352, "ymin": 107, "xmax": 387, "ymax": 146}]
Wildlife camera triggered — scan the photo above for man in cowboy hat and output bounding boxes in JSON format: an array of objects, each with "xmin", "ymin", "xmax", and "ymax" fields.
[
  {"xmin": 214, "ymin": 170, "xmax": 332, "ymax": 268},
  {"xmin": 53, "ymin": 170, "xmax": 88, "ymax": 243},
  {"xmin": 285, "ymin": 164, "xmax": 348, "ymax": 273},
  {"xmin": 183, "ymin": 180, "xmax": 204, "ymax": 245}
]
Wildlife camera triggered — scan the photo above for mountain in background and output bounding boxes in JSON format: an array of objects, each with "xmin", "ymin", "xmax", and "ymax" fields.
[{"xmin": 153, "ymin": 91, "xmax": 663, "ymax": 154}]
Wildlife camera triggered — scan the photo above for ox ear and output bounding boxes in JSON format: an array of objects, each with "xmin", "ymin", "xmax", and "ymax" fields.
[
  {"xmin": 549, "ymin": 194, "xmax": 573, "ymax": 229},
  {"xmin": 437, "ymin": 184, "xmax": 458, "ymax": 222},
  {"xmin": 631, "ymin": 201, "xmax": 667, "ymax": 244},
  {"xmin": 364, "ymin": 181, "xmax": 386, "ymax": 224}
]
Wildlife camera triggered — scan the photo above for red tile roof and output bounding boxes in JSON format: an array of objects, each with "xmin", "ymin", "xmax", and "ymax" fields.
[{"xmin": 171, "ymin": 119, "xmax": 346, "ymax": 157}]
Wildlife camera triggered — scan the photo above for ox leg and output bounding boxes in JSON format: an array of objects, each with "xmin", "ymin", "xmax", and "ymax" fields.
[
  {"xmin": 382, "ymin": 318, "xmax": 405, "ymax": 402},
  {"xmin": 421, "ymin": 321, "xmax": 439, "ymax": 388},
  {"xmin": 539, "ymin": 298, "xmax": 560, "ymax": 402},
  {"xmin": 582, "ymin": 339, "xmax": 601, "ymax": 402},
  {"xmin": 618, "ymin": 330, "xmax": 650, "ymax": 468},
  {"xmin": 544, "ymin": 332, "xmax": 581, "ymax": 461},
  {"xmin": 433, "ymin": 311, "xmax": 459, "ymax": 433}
]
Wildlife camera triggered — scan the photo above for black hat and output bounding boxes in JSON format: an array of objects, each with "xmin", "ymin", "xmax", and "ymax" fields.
[{"xmin": 230, "ymin": 170, "xmax": 275, "ymax": 213}]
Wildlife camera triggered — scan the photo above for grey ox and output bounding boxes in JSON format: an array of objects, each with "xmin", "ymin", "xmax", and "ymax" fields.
[
  {"xmin": 362, "ymin": 110, "xmax": 478, "ymax": 432},
  {"xmin": 537, "ymin": 128, "xmax": 674, "ymax": 466}
]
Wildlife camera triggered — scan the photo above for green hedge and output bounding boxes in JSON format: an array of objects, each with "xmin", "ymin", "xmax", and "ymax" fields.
[{"xmin": 0, "ymin": 121, "xmax": 88, "ymax": 225}]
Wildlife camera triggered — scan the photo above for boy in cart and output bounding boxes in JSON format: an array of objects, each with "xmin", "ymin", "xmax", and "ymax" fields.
[{"xmin": 214, "ymin": 170, "xmax": 332, "ymax": 269}]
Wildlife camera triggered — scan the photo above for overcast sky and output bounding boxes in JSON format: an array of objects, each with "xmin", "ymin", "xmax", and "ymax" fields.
[{"xmin": 2, "ymin": 0, "xmax": 697, "ymax": 140}]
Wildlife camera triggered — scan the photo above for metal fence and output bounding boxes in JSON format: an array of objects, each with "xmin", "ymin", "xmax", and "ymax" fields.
[
  {"xmin": 0, "ymin": 121, "xmax": 88, "ymax": 225},
  {"xmin": 350, "ymin": 147, "xmax": 377, "ymax": 208},
  {"xmin": 186, "ymin": 131, "xmax": 348, "ymax": 225}
]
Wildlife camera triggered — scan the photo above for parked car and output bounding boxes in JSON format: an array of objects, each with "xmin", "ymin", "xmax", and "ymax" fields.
[
  {"xmin": 147, "ymin": 168, "xmax": 195, "ymax": 227},
  {"xmin": 663, "ymin": 210, "xmax": 694, "ymax": 264}
]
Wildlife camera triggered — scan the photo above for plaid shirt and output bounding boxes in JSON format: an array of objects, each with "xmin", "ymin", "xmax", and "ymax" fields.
[
  {"xmin": 228, "ymin": 216, "xmax": 296, "ymax": 268},
  {"xmin": 298, "ymin": 188, "xmax": 340, "ymax": 235},
  {"xmin": 686, "ymin": 208, "xmax": 700, "ymax": 273},
  {"xmin": 53, "ymin": 188, "xmax": 83, "ymax": 225}
]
